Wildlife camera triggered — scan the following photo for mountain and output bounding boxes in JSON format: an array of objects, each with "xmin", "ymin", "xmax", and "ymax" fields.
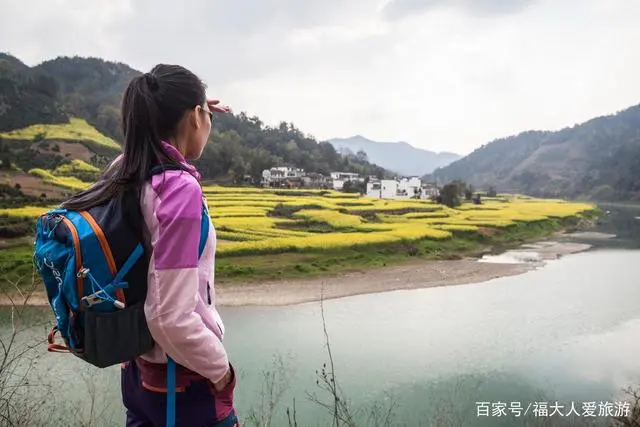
[
  {"xmin": 329, "ymin": 135, "xmax": 461, "ymax": 177},
  {"xmin": 35, "ymin": 56, "xmax": 140, "ymax": 141},
  {"xmin": 0, "ymin": 53, "xmax": 68, "ymax": 132},
  {"xmin": 0, "ymin": 53, "xmax": 390, "ymax": 185},
  {"xmin": 427, "ymin": 104, "xmax": 640, "ymax": 201}
]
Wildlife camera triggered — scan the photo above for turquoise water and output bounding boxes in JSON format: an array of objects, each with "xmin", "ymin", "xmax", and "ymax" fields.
[{"xmin": 1, "ymin": 206, "xmax": 639, "ymax": 426}]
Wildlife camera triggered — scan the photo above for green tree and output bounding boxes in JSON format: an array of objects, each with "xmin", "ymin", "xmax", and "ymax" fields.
[
  {"xmin": 342, "ymin": 180, "xmax": 365, "ymax": 194},
  {"xmin": 440, "ymin": 183, "xmax": 461, "ymax": 208},
  {"xmin": 464, "ymin": 184, "xmax": 474, "ymax": 201},
  {"xmin": 230, "ymin": 156, "xmax": 248, "ymax": 183},
  {"xmin": 356, "ymin": 149, "xmax": 368, "ymax": 163},
  {"xmin": 246, "ymin": 148, "xmax": 277, "ymax": 183}
]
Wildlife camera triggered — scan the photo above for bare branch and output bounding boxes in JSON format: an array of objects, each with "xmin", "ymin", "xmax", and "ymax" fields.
[
  {"xmin": 246, "ymin": 352, "xmax": 296, "ymax": 427},
  {"xmin": 0, "ymin": 277, "xmax": 46, "ymax": 426}
]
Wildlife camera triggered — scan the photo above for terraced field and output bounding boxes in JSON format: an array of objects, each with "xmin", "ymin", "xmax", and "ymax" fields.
[
  {"xmin": 0, "ymin": 118, "xmax": 120, "ymax": 149},
  {"xmin": 0, "ymin": 178, "xmax": 598, "ymax": 288},
  {"xmin": 198, "ymin": 186, "xmax": 595, "ymax": 256},
  {"xmin": 0, "ymin": 186, "xmax": 595, "ymax": 255}
]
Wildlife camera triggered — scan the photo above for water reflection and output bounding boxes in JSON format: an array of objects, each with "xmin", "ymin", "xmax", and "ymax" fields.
[{"xmin": 586, "ymin": 203, "xmax": 640, "ymax": 249}]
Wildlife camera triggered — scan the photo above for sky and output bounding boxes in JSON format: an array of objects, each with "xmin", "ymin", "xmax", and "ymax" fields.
[{"xmin": 2, "ymin": 0, "xmax": 640, "ymax": 155}]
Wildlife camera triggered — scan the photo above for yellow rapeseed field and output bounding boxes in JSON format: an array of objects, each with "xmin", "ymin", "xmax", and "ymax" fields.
[
  {"xmin": 28, "ymin": 168, "xmax": 92, "ymax": 191},
  {"xmin": 216, "ymin": 225, "xmax": 451, "ymax": 256},
  {"xmin": 0, "ymin": 118, "xmax": 120, "ymax": 149},
  {"xmin": 433, "ymin": 224, "xmax": 480, "ymax": 232},
  {"xmin": 0, "ymin": 206, "xmax": 57, "ymax": 218},
  {"xmin": 3, "ymin": 176, "xmax": 596, "ymax": 256},
  {"xmin": 293, "ymin": 209, "xmax": 363, "ymax": 228},
  {"xmin": 53, "ymin": 159, "xmax": 100, "ymax": 175}
]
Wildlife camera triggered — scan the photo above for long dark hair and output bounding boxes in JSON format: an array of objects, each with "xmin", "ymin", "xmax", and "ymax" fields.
[{"xmin": 62, "ymin": 64, "xmax": 206, "ymax": 210}]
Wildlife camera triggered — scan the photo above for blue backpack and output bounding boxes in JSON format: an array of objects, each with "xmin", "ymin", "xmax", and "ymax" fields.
[{"xmin": 33, "ymin": 165, "xmax": 209, "ymax": 368}]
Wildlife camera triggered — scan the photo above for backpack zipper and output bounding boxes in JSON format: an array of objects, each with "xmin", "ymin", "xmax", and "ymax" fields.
[
  {"xmin": 206, "ymin": 282, "xmax": 212, "ymax": 305},
  {"xmin": 60, "ymin": 217, "xmax": 84, "ymax": 309}
]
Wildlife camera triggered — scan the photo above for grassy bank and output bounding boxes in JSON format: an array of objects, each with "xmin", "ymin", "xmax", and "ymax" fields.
[
  {"xmin": 214, "ymin": 215, "xmax": 595, "ymax": 283},
  {"xmin": 0, "ymin": 212, "xmax": 597, "ymax": 294}
]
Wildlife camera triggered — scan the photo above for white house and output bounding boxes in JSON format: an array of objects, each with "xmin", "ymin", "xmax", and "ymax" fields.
[
  {"xmin": 366, "ymin": 177, "xmax": 439, "ymax": 200},
  {"xmin": 302, "ymin": 173, "xmax": 331, "ymax": 189},
  {"xmin": 330, "ymin": 172, "xmax": 363, "ymax": 190},
  {"xmin": 398, "ymin": 177, "xmax": 422, "ymax": 198},
  {"xmin": 261, "ymin": 166, "xmax": 305, "ymax": 187},
  {"xmin": 366, "ymin": 180, "xmax": 382, "ymax": 198},
  {"xmin": 421, "ymin": 183, "xmax": 439, "ymax": 198},
  {"xmin": 278, "ymin": 166, "xmax": 305, "ymax": 178},
  {"xmin": 366, "ymin": 179, "xmax": 400, "ymax": 198}
]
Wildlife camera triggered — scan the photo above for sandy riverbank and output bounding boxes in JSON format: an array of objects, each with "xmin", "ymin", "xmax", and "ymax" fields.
[
  {"xmin": 0, "ymin": 239, "xmax": 594, "ymax": 308},
  {"xmin": 216, "ymin": 240, "xmax": 592, "ymax": 306}
]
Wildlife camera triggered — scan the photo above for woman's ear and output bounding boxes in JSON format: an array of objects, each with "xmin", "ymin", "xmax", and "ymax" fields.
[{"xmin": 191, "ymin": 106, "xmax": 202, "ymax": 130}]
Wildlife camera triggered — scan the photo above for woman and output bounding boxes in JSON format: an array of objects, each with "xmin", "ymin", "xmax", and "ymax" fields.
[{"xmin": 63, "ymin": 64, "xmax": 238, "ymax": 426}]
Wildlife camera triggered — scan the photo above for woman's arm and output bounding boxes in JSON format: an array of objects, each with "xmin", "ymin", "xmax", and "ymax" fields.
[{"xmin": 144, "ymin": 172, "xmax": 230, "ymax": 384}]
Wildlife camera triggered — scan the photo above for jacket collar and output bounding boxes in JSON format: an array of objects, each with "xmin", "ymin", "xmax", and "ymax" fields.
[{"xmin": 160, "ymin": 140, "xmax": 201, "ymax": 181}]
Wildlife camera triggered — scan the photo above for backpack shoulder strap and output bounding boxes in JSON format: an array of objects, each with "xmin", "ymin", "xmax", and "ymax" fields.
[
  {"xmin": 198, "ymin": 203, "xmax": 209, "ymax": 259},
  {"xmin": 167, "ymin": 197, "xmax": 209, "ymax": 427}
]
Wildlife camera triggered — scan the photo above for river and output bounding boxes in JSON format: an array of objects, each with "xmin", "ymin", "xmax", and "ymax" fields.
[{"xmin": 1, "ymin": 204, "xmax": 639, "ymax": 426}]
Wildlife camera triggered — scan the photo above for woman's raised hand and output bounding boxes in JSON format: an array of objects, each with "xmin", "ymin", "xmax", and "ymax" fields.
[{"xmin": 208, "ymin": 99, "xmax": 230, "ymax": 114}]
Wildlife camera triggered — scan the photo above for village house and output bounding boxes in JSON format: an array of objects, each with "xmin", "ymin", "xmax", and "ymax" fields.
[
  {"xmin": 261, "ymin": 166, "xmax": 305, "ymax": 187},
  {"xmin": 330, "ymin": 172, "xmax": 364, "ymax": 190},
  {"xmin": 366, "ymin": 177, "xmax": 440, "ymax": 200},
  {"xmin": 421, "ymin": 182, "xmax": 439, "ymax": 198},
  {"xmin": 261, "ymin": 168, "xmax": 367, "ymax": 191},
  {"xmin": 302, "ymin": 173, "xmax": 331, "ymax": 189}
]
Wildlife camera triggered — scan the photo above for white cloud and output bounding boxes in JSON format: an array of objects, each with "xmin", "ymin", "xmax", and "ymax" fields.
[
  {"xmin": 382, "ymin": 0, "xmax": 538, "ymax": 20},
  {"xmin": 1, "ymin": 0, "xmax": 640, "ymax": 155}
]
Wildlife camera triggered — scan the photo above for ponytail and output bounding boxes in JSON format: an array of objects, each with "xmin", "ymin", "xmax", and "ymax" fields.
[{"xmin": 62, "ymin": 65, "xmax": 206, "ymax": 211}]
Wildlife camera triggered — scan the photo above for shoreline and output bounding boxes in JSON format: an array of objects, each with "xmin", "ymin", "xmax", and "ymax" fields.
[
  {"xmin": 0, "ymin": 238, "xmax": 593, "ymax": 308},
  {"xmin": 215, "ymin": 239, "xmax": 592, "ymax": 307}
]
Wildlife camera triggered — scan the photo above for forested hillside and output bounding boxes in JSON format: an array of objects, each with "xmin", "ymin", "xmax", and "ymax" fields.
[
  {"xmin": 0, "ymin": 53, "xmax": 67, "ymax": 132},
  {"xmin": 0, "ymin": 53, "xmax": 388, "ymax": 184},
  {"xmin": 428, "ymin": 104, "xmax": 640, "ymax": 201}
]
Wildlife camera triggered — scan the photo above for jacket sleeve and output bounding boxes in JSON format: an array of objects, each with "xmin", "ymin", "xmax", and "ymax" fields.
[{"xmin": 144, "ymin": 172, "xmax": 229, "ymax": 383}]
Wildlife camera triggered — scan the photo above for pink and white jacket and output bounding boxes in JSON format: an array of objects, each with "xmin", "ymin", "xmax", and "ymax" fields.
[{"xmin": 137, "ymin": 141, "xmax": 228, "ymax": 385}]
